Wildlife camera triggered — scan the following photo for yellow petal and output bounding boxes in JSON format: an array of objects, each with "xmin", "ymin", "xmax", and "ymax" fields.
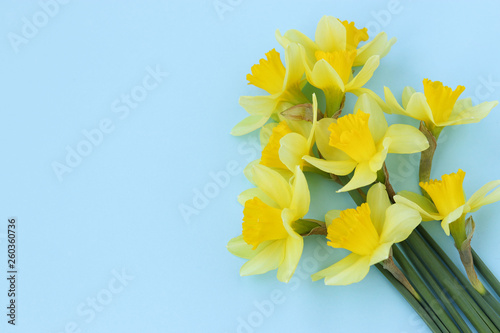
[
  {"xmin": 466, "ymin": 180, "xmax": 500, "ymax": 213},
  {"xmin": 402, "ymin": 86, "xmax": 416, "ymax": 109},
  {"xmin": 227, "ymin": 235, "xmax": 272, "ymax": 259},
  {"xmin": 278, "ymin": 133, "xmax": 309, "ymax": 171},
  {"xmin": 277, "ymin": 236, "xmax": 303, "ymax": 283},
  {"xmin": 384, "ymin": 86, "xmax": 407, "ymax": 115},
  {"xmin": 354, "ymin": 32, "xmax": 396, "ymax": 66},
  {"xmin": 238, "ymin": 188, "xmax": 277, "ymax": 208},
  {"xmin": 404, "ymin": 92, "xmax": 435, "ymax": 126},
  {"xmin": 281, "ymin": 207, "xmax": 300, "ymax": 237},
  {"xmin": 283, "ymin": 43, "xmax": 306, "ymax": 92},
  {"xmin": 393, "ymin": 191, "xmax": 441, "ymax": 221},
  {"xmin": 338, "ymin": 162, "xmax": 377, "ymax": 192},
  {"xmin": 289, "ymin": 166, "xmax": 310, "ymax": 219},
  {"xmin": 240, "ymin": 239, "xmax": 286, "ymax": 276},
  {"xmin": 379, "ymin": 204, "xmax": 421, "ymax": 244},
  {"xmin": 285, "ymin": 118, "xmax": 311, "ymax": 138},
  {"xmin": 354, "ymin": 93, "xmax": 388, "ymax": 143},
  {"xmin": 315, "ymin": 50, "xmax": 357, "ymax": 85},
  {"xmin": 446, "ymin": 101, "xmax": 498, "ymax": 126},
  {"xmin": 345, "ymin": 55, "xmax": 380, "ymax": 91},
  {"xmin": 366, "ymin": 183, "xmax": 391, "ymax": 234},
  {"xmin": 350, "ymin": 87, "xmax": 390, "ymax": 112},
  {"xmin": 239, "ymin": 94, "xmax": 278, "ymax": 116},
  {"xmin": 303, "ymin": 155, "xmax": 357, "ymax": 176},
  {"xmin": 252, "ymin": 164, "xmax": 292, "ymax": 208},
  {"xmin": 247, "ymin": 49, "xmax": 286, "ymax": 94},
  {"xmin": 308, "ymin": 59, "xmax": 344, "ymax": 91},
  {"xmin": 275, "ymin": 29, "xmax": 318, "ymax": 68},
  {"xmin": 383, "ymin": 124, "xmax": 429, "ymax": 154},
  {"xmin": 315, "ymin": 16, "xmax": 346, "ymax": 52},
  {"xmin": 370, "ymin": 137, "xmax": 390, "ymax": 172},
  {"xmin": 307, "ymin": 93, "xmax": 319, "ymax": 147},
  {"xmin": 370, "ymin": 243, "xmax": 392, "ymax": 266},
  {"xmin": 231, "ymin": 115, "xmax": 270, "ymax": 136},
  {"xmin": 259, "ymin": 123, "xmax": 278, "ymax": 149},
  {"xmin": 441, "ymin": 206, "xmax": 465, "ymax": 236},
  {"xmin": 311, "ymin": 253, "xmax": 371, "ymax": 285}
]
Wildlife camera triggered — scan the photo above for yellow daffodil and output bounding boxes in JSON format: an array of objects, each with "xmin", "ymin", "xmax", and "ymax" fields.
[
  {"xmin": 231, "ymin": 44, "xmax": 309, "ymax": 136},
  {"xmin": 227, "ymin": 164, "xmax": 310, "ymax": 282},
  {"xmin": 394, "ymin": 169, "xmax": 500, "ymax": 243},
  {"xmin": 304, "ymin": 94, "xmax": 429, "ymax": 192},
  {"xmin": 312, "ymin": 183, "xmax": 421, "ymax": 285},
  {"xmin": 276, "ymin": 16, "xmax": 396, "ymax": 116},
  {"xmin": 384, "ymin": 79, "xmax": 498, "ymax": 135},
  {"xmin": 276, "ymin": 15, "xmax": 395, "ymax": 68},
  {"xmin": 395, "ymin": 170, "xmax": 500, "ymax": 293},
  {"xmin": 259, "ymin": 94, "xmax": 318, "ymax": 173}
]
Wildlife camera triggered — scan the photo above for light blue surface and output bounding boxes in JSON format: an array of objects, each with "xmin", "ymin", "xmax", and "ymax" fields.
[{"xmin": 1, "ymin": 1, "xmax": 500, "ymax": 332}]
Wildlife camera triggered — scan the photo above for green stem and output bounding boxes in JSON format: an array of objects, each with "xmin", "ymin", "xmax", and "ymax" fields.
[
  {"xmin": 472, "ymin": 248, "xmax": 500, "ymax": 297},
  {"xmin": 405, "ymin": 232, "xmax": 497, "ymax": 332},
  {"xmin": 393, "ymin": 246, "xmax": 458, "ymax": 332},
  {"xmin": 418, "ymin": 226, "xmax": 500, "ymax": 327},
  {"xmin": 482, "ymin": 292, "xmax": 500, "ymax": 318},
  {"xmin": 399, "ymin": 242, "xmax": 472, "ymax": 333},
  {"xmin": 324, "ymin": 92, "xmax": 345, "ymax": 118},
  {"xmin": 418, "ymin": 121, "xmax": 438, "ymax": 185},
  {"xmin": 375, "ymin": 264, "xmax": 443, "ymax": 333}
]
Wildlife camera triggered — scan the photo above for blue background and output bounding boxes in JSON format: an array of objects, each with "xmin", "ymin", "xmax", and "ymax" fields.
[{"xmin": 1, "ymin": 0, "xmax": 500, "ymax": 332}]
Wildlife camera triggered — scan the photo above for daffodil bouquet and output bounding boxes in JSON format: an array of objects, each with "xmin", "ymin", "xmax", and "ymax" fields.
[{"xmin": 228, "ymin": 16, "xmax": 500, "ymax": 332}]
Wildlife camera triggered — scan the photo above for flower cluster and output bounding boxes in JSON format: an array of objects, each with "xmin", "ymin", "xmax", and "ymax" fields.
[{"xmin": 227, "ymin": 15, "xmax": 500, "ymax": 332}]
